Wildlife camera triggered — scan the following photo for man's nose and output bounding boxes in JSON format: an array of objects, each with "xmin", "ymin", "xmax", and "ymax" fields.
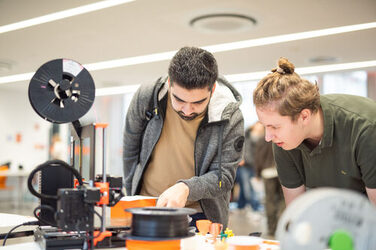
[
  {"xmin": 265, "ymin": 129, "xmax": 274, "ymax": 142},
  {"xmin": 181, "ymin": 103, "xmax": 194, "ymax": 115}
]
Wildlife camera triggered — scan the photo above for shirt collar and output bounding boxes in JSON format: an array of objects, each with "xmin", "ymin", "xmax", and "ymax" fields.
[
  {"xmin": 319, "ymin": 96, "xmax": 334, "ymax": 148},
  {"xmin": 296, "ymin": 96, "xmax": 333, "ymax": 153}
]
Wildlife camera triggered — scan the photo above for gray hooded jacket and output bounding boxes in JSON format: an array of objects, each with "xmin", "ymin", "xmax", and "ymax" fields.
[{"xmin": 123, "ymin": 76, "xmax": 244, "ymax": 227}]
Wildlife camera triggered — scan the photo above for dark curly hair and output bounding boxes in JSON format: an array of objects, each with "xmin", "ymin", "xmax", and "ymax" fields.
[{"xmin": 168, "ymin": 47, "xmax": 218, "ymax": 90}]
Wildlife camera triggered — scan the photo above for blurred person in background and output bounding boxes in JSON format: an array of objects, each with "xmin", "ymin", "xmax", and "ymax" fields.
[
  {"xmin": 235, "ymin": 122, "xmax": 263, "ymax": 212},
  {"xmin": 253, "ymin": 124, "xmax": 285, "ymax": 237}
]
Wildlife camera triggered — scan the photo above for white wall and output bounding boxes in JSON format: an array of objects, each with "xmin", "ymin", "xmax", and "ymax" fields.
[
  {"xmin": 60, "ymin": 93, "xmax": 131, "ymax": 179},
  {"xmin": 0, "ymin": 89, "xmax": 51, "ymax": 172},
  {"xmin": 88, "ymin": 94, "xmax": 127, "ymax": 178}
]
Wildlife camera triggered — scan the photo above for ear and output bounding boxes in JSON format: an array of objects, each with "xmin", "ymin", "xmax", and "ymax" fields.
[
  {"xmin": 168, "ymin": 77, "xmax": 171, "ymax": 87},
  {"xmin": 211, "ymin": 82, "xmax": 216, "ymax": 93},
  {"xmin": 300, "ymin": 109, "xmax": 311, "ymax": 124}
]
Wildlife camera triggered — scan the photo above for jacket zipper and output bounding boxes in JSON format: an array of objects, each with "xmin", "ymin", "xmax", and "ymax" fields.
[{"xmin": 194, "ymin": 120, "xmax": 226, "ymax": 215}]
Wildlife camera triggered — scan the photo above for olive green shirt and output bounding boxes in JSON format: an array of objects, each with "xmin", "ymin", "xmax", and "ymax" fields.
[{"xmin": 274, "ymin": 94, "xmax": 376, "ymax": 194}]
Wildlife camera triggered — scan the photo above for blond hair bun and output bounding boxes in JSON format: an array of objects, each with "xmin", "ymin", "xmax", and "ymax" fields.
[{"xmin": 272, "ymin": 57, "xmax": 295, "ymax": 74}]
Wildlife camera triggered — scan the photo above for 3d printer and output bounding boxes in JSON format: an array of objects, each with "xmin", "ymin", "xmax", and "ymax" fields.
[{"xmin": 26, "ymin": 59, "xmax": 125, "ymax": 249}]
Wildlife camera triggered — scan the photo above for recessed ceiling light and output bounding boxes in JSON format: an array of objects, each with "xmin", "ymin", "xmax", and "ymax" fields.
[{"xmin": 190, "ymin": 13, "xmax": 257, "ymax": 33}]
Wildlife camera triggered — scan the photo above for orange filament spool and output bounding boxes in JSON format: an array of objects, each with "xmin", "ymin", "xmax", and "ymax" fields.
[
  {"xmin": 126, "ymin": 239, "xmax": 180, "ymax": 250},
  {"xmin": 111, "ymin": 196, "xmax": 157, "ymax": 219}
]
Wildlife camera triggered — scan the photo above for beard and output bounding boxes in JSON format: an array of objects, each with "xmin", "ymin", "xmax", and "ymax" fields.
[
  {"xmin": 176, "ymin": 111, "xmax": 200, "ymax": 121},
  {"xmin": 175, "ymin": 106, "xmax": 208, "ymax": 121},
  {"xmin": 172, "ymin": 93, "xmax": 211, "ymax": 121}
]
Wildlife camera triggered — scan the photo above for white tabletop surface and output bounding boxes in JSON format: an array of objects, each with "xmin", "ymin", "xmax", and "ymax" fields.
[
  {"xmin": 0, "ymin": 233, "xmax": 280, "ymax": 250},
  {"xmin": 0, "ymin": 213, "xmax": 37, "ymax": 228},
  {"xmin": 0, "ymin": 242, "xmax": 40, "ymax": 250},
  {"xmin": 0, "ymin": 213, "xmax": 280, "ymax": 250}
]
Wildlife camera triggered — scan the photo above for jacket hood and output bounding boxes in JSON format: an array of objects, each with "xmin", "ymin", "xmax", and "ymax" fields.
[
  {"xmin": 208, "ymin": 76, "xmax": 242, "ymax": 122},
  {"xmin": 156, "ymin": 75, "xmax": 242, "ymax": 123}
]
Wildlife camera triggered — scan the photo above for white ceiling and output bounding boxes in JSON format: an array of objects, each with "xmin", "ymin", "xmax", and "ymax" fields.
[{"xmin": 0, "ymin": 0, "xmax": 375, "ymax": 92}]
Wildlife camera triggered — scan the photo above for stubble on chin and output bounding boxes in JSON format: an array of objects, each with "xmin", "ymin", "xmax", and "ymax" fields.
[{"xmin": 177, "ymin": 111, "xmax": 198, "ymax": 121}]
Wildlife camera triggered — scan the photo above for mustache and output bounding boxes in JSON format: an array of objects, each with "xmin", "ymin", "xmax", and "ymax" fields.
[{"xmin": 177, "ymin": 111, "xmax": 198, "ymax": 121}]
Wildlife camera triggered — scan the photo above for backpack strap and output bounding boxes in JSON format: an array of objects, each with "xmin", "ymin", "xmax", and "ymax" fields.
[{"xmin": 145, "ymin": 76, "xmax": 167, "ymax": 121}]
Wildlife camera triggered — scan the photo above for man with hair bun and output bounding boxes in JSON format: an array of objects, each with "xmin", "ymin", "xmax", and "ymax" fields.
[
  {"xmin": 253, "ymin": 57, "xmax": 376, "ymax": 206},
  {"xmin": 123, "ymin": 47, "xmax": 244, "ymax": 228}
]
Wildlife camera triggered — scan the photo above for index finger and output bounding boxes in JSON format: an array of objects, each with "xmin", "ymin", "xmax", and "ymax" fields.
[{"xmin": 156, "ymin": 196, "xmax": 167, "ymax": 207}]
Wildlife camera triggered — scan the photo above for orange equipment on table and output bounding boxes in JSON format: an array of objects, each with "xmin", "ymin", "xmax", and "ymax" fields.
[
  {"xmin": 110, "ymin": 196, "xmax": 157, "ymax": 219},
  {"xmin": 0, "ymin": 164, "xmax": 11, "ymax": 189},
  {"xmin": 126, "ymin": 239, "xmax": 180, "ymax": 250}
]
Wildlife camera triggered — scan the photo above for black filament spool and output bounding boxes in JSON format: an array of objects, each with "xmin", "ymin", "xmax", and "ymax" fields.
[
  {"xmin": 28, "ymin": 58, "xmax": 95, "ymax": 124},
  {"xmin": 126, "ymin": 207, "xmax": 196, "ymax": 240}
]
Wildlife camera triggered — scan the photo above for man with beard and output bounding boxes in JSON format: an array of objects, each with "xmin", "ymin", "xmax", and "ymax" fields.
[{"xmin": 123, "ymin": 47, "xmax": 244, "ymax": 228}]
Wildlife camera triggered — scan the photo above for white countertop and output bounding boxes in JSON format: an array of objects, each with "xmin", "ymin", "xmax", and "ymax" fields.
[{"xmin": 0, "ymin": 213, "xmax": 37, "ymax": 228}]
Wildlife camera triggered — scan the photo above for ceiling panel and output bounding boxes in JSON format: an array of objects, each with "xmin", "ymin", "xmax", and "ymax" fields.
[{"xmin": 0, "ymin": 0, "xmax": 375, "ymax": 91}]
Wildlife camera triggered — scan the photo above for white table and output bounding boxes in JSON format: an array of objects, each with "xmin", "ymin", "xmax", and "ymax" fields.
[
  {"xmin": 0, "ymin": 213, "xmax": 37, "ymax": 228},
  {"xmin": 0, "ymin": 170, "xmax": 31, "ymax": 209},
  {"xmin": 0, "ymin": 213, "xmax": 37, "ymax": 248},
  {"xmin": 0, "ymin": 213, "xmax": 280, "ymax": 249},
  {"xmin": 0, "ymin": 231, "xmax": 279, "ymax": 250}
]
